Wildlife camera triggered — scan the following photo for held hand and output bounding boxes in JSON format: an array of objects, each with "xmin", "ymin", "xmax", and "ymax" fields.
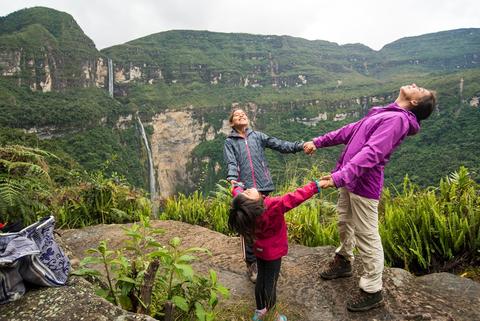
[
  {"xmin": 229, "ymin": 179, "xmax": 238, "ymax": 186},
  {"xmin": 303, "ymin": 141, "xmax": 317, "ymax": 155},
  {"xmin": 319, "ymin": 175, "xmax": 336, "ymax": 189}
]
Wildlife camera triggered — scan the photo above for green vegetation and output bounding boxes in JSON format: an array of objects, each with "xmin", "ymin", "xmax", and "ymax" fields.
[
  {"xmin": 0, "ymin": 145, "xmax": 55, "ymax": 224},
  {"xmin": 0, "ymin": 7, "xmax": 100, "ymax": 87},
  {"xmin": 381, "ymin": 167, "xmax": 480, "ymax": 273},
  {"xmin": 73, "ymin": 218, "xmax": 229, "ymax": 320},
  {"xmin": 161, "ymin": 166, "xmax": 480, "ymax": 276},
  {"xmin": 0, "ymin": 144, "xmax": 150, "ymax": 228},
  {"xmin": 0, "ymin": 78, "xmax": 128, "ymax": 128}
]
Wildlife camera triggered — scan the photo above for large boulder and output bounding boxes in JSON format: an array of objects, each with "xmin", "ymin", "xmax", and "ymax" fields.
[
  {"xmin": 0, "ymin": 275, "xmax": 155, "ymax": 321},
  {"xmin": 1, "ymin": 220, "xmax": 479, "ymax": 321}
]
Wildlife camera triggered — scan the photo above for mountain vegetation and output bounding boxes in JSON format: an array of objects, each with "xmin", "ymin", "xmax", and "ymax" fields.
[{"xmin": 0, "ymin": 6, "xmax": 479, "ymax": 194}]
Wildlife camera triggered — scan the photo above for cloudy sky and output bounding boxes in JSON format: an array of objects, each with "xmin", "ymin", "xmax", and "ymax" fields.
[{"xmin": 1, "ymin": 0, "xmax": 479, "ymax": 51}]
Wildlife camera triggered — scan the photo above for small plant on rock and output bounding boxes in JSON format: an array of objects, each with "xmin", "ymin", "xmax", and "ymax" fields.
[{"xmin": 73, "ymin": 217, "xmax": 229, "ymax": 320}]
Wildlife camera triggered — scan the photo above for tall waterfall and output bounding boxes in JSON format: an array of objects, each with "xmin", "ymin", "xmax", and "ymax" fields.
[
  {"xmin": 137, "ymin": 116, "xmax": 158, "ymax": 217},
  {"xmin": 460, "ymin": 77, "xmax": 464, "ymax": 102},
  {"xmin": 108, "ymin": 58, "xmax": 113, "ymax": 97}
]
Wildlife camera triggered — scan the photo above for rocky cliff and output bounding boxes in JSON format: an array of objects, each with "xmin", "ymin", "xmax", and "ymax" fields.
[{"xmin": 150, "ymin": 108, "xmax": 223, "ymax": 198}]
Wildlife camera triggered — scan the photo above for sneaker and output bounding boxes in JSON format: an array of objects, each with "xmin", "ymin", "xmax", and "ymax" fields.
[
  {"xmin": 320, "ymin": 253, "xmax": 353, "ymax": 280},
  {"xmin": 274, "ymin": 312, "xmax": 287, "ymax": 321},
  {"xmin": 252, "ymin": 308, "xmax": 266, "ymax": 321},
  {"xmin": 247, "ymin": 261, "xmax": 258, "ymax": 283},
  {"xmin": 347, "ymin": 289, "xmax": 384, "ymax": 312},
  {"xmin": 252, "ymin": 309, "xmax": 287, "ymax": 321}
]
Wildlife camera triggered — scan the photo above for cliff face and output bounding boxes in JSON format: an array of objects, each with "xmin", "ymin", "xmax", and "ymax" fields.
[
  {"xmin": 0, "ymin": 50, "xmax": 109, "ymax": 91},
  {"xmin": 150, "ymin": 109, "xmax": 219, "ymax": 198}
]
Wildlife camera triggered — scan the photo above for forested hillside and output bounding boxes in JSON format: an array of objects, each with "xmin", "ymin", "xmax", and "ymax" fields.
[{"xmin": 0, "ymin": 7, "xmax": 479, "ymax": 195}]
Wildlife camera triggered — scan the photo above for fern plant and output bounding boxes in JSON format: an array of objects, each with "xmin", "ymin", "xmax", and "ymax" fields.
[{"xmin": 0, "ymin": 145, "xmax": 57, "ymax": 225}]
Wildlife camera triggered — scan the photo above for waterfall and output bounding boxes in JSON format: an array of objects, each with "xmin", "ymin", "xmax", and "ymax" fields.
[
  {"xmin": 108, "ymin": 58, "xmax": 113, "ymax": 97},
  {"xmin": 137, "ymin": 116, "xmax": 158, "ymax": 217},
  {"xmin": 460, "ymin": 77, "xmax": 464, "ymax": 102}
]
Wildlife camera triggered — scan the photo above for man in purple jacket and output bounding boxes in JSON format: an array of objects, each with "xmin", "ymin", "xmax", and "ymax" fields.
[{"xmin": 303, "ymin": 83, "xmax": 436, "ymax": 312}]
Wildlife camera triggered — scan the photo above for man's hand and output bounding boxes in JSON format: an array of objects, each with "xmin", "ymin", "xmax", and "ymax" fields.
[
  {"xmin": 319, "ymin": 174, "xmax": 336, "ymax": 189},
  {"xmin": 303, "ymin": 141, "xmax": 317, "ymax": 155}
]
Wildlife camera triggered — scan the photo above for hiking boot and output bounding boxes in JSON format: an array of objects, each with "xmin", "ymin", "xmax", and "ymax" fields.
[
  {"xmin": 247, "ymin": 261, "xmax": 258, "ymax": 283},
  {"xmin": 320, "ymin": 253, "xmax": 353, "ymax": 280},
  {"xmin": 347, "ymin": 289, "xmax": 384, "ymax": 312}
]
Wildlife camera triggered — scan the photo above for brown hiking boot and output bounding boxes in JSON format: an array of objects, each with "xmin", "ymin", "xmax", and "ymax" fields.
[
  {"xmin": 347, "ymin": 289, "xmax": 384, "ymax": 312},
  {"xmin": 320, "ymin": 253, "xmax": 353, "ymax": 280}
]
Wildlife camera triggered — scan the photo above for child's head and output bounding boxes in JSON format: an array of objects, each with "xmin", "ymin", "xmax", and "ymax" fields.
[
  {"xmin": 228, "ymin": 188, "xmax": 264, "ymax": 243},
  {"xmin": 228, "ymin": 108, "xmax": 249, "ymax": 130},
  {"xmin": 399, "ymin": 83, "xmax": 437, "ymax": 121}
]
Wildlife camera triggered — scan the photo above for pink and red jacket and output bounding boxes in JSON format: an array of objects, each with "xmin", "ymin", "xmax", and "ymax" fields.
[
  {"xmin": 313, "ymin": 103, "xmax": 420, "ymax": 200},
  {"xmin": 233, "ymin": 181, "xmax": 320, "ymax": 261}
]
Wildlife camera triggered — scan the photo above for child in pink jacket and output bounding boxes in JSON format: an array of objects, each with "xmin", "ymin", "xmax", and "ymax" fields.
[{"xmin": 229, "ymin": 181, "xmax": 321, "ymax": 321}]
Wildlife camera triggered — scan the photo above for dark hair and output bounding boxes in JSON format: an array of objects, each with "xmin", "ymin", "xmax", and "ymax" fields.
[
  {"xmin": 228, "ymin": 193, "xmax": 264, "ymax": 243},
  {"xmin": 410, "ymin": 90, "xmax": 437, "ymax": 121}
]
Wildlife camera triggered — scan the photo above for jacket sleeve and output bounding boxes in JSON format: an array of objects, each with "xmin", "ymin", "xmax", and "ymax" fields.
[
  {"xmin": 223, "ymin": 139, "xmax": 239, "ymax": 182},
  {"xmin": 331, "ymin": 117, "xmax": 409, "ymax": 188},
  {"xmin": 312, "ymin": 120, "xmax": 360, "ymax": 148},
  {"xmin": 259, "ymin": 131, "xmax": 304, "ymax": 153},
  {"xmin": 268, "ymin": 181, "xmax": 319, "ymax": 214}
]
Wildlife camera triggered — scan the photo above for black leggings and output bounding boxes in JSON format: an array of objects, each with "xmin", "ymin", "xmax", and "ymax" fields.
[{"xmin": 255, "ymin": 257, "xmax": 282, "ymax": 310}]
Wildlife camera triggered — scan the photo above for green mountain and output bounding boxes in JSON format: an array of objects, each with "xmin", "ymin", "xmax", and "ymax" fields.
[
  {"xmin": 0, "ymin": 7, "xmax": 106, "ymax": 90},
  {"xmin": 0, "ymin": 7, "xmax": 479, "ymax": 196}
]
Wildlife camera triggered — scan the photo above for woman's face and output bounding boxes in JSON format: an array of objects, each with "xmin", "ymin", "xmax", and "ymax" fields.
[
  {"xmin": 230, "ymin": 109, "xmax": 249, "ymax": 128},
  {"xmin": 243, "ymin": 188, "xmax": 261, "ymax": 201}
]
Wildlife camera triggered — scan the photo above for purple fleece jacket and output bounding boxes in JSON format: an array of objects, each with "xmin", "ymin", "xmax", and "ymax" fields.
[{"xmin": 313, "ymin": 102, "xmax": 420, "ymax": 200}]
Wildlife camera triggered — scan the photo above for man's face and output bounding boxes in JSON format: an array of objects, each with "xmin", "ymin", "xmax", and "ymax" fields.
[
  {"xmin": 230, "ymin": 109, "xmax": 249, "ymax": 128},
  {"xmin": 400, "ymin": 83, "xmax": 431, "ymax": 105}
]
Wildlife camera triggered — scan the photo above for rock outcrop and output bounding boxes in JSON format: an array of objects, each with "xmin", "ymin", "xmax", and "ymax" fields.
[
  {"xmin": 0, "ymin": 276, "xmax": 156, "ymax": 321},
  {"xmin": 150, "ymin": 110, "xmax": 217, "ymax": 198},
  {"xmin": 1, "ymin": 221, "xmax": 477, "ymax": 321}
]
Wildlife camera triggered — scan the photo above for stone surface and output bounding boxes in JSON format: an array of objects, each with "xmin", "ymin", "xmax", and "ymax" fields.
[
  {"xmin": 1, "ymin": 220, "xmax": 479, "ymax": 321},
  {"xmin": 0, "ymin": 276, "xmax": 155, "ymax": 321}
]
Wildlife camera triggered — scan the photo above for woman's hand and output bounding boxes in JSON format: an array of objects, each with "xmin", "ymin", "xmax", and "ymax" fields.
[
  {"xmin": 303, "ymin": 141, "xmax": 317, "ymax": 155},
  {"xmin": 319, "ymin": 175, "xmax": 335, "ymax": 189}
]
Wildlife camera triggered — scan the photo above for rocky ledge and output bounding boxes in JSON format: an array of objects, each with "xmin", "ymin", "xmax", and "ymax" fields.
[{"xmin": 1, "ymin": 220, "xmax": 479, "ymax": 321}]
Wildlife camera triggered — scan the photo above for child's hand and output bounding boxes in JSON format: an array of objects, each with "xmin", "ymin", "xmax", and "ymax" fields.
[
  {"xmin": 303, "ymin": 141, "xmax": 316, "ymax": 155},
  {"xmin": 319, "ymin": 175, "xmax": 335, "ymax": 189}
]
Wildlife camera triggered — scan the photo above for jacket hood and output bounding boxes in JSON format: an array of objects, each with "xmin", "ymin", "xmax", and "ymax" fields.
[
  {"xmin": 367, "ymin": 102, "xmax": 420, "ymax": 136},
  {"xmin": 228, "ymin": 127, "xmax": 253, "ymax": 138}
]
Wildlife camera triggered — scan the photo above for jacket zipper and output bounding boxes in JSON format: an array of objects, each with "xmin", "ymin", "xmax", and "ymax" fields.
[{"xmin": 244, "ymin": 139, "xmax": 257, "ymax": 188}]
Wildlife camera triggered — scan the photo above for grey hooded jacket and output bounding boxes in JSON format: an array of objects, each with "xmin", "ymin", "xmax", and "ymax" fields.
[{"xmin": 223, "ymin": 128, "xmax": 304, "ymax": 192}]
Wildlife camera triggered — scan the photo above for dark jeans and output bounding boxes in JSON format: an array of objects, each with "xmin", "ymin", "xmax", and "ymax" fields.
[{"xmin": 255, "ymin": 257, "xmax": 282, "ymax": 310}]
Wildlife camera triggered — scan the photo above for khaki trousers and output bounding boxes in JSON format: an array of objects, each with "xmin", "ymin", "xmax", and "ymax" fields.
[{"xmin": 335, "ymin": 188, "xmax": 383, "ymax": 293}]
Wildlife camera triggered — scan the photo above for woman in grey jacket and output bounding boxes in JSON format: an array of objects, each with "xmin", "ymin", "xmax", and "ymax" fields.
[{"xmin": 223, "ymin": 108, "xmax": 305, "ymax": 283}]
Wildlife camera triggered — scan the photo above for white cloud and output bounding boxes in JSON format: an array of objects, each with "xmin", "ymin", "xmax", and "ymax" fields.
[{"xmin": 1, "ymin": 0, "xmax": 479, "ymax": 50}]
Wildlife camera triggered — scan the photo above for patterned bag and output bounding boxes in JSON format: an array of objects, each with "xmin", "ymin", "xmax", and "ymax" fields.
[{"xmin": 0, "ymin": 216, "xmax": 70, "ymax": 304}]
